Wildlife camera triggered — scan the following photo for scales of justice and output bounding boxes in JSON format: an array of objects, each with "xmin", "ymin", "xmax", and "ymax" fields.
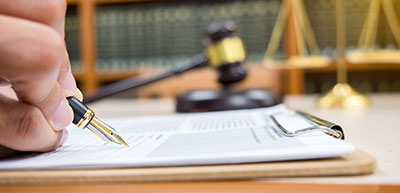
[{"xmin": 263, "ymin": 0, "xmax": 400, "ymax": 109}]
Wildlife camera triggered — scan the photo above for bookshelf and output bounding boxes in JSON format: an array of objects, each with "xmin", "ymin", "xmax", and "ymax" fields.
[
  {"xmin": 66, "ymin": 0, "xmax": 400, "ymax": 96},
  {"xmin": 67, "ymin": 0, "xmax": 281, "ymax": 95},
  {"xmin": 67, "ymin": 0, "xmax": 142, "ymax": 94}
]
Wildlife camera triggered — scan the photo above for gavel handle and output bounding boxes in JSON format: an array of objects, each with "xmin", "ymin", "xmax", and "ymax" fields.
[{"xmin": 83, "ymin": 54, "xmax": 209, "ymax": 104}]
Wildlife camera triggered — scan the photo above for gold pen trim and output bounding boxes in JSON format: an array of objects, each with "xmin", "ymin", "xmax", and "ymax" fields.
[{"xmin": 76, "ymin": 110, "xmax": 94, "ymax": 128}]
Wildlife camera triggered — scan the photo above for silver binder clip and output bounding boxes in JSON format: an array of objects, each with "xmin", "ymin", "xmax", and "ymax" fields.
[{"xmin": 270, "ymin": 111, "xmax": 344, "ymax": 139}]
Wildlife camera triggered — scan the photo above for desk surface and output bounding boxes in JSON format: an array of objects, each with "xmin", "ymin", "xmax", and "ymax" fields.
[{"xmin": 2, "ymin": 93, "xmax": 400, "ymax": 192}]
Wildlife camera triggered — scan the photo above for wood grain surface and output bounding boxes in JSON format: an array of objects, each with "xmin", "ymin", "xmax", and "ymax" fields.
[
  {"xmin": 0, "ymin": 150, "xmax": 375, "ymax": 184},
  {"xmin": 1, "ymin": 181, "xmax": 399, "ymax": 193}
]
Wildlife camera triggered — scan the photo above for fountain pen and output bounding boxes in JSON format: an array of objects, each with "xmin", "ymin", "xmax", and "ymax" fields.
[{"xmin": 66, "ymin": 96, "xmax": 128, "ymax": 147}]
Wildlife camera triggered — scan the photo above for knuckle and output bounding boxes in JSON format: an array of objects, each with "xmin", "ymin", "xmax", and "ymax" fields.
[
  {"xmin": 11, "ymin": 105, "xmax": 60, "ymax": 152},
  {"xmin": 13, "ymin": 106, "xmax": 42, "ymax": 143},
  {"xmin": 0, "ymin": 99, "xmax": 59, "ymax": 152},
  {"xmin": 33, "ymin": 28, "xmax": 65, "ymax": 73}
]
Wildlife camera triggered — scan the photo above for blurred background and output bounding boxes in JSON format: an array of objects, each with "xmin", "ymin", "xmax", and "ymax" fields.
[{"xmin": 65, "ymin": 0, "xmax": 400, "ymax": 99}]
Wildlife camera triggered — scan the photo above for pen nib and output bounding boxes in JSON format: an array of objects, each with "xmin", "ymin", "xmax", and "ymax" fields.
[
  {"xmin": 118, "ymin": 138, "xmax": 129, "ymax": 147},
  {"xmin": 86, "ymin": 117, "xmax": 129, "ymax": 147},
  {"xmin": 110, "ymin": 130, "xmax": 129, "ymax": 147}
]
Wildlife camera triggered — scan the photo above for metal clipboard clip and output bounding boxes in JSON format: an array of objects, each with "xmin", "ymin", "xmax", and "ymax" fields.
[{"xmin": 270, "ymin": 111, "xmax": 345, "ymax": 140}]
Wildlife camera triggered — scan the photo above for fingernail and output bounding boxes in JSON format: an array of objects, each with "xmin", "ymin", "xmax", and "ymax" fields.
[
  {"xmin": 0, "ymin": 76, "xmax": 11, "ymax": 86},
  {"xmin": 62, "ymin": 69, "xmax": 77, "ymax": 97},
  {"xmin": 51, "ymin": 99, "xmax": 73, "ymax": 131},
  {"xmin": 74, "ymin": 88, "xmax": 83, "ymax": 101},
  {"xmin": 58, "ymin": 129, "xmax": 69, "ymax": 148}
]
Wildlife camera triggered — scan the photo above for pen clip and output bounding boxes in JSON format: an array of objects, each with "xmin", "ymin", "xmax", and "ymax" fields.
[{"xmin": 270, "ymin": 111, "xmax": 344, "ymax": 140}]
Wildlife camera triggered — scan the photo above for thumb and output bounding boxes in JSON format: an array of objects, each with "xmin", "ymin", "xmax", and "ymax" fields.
[{"xmin": 0, "ymin": 93, "xmax": 65, "ymax": 153}]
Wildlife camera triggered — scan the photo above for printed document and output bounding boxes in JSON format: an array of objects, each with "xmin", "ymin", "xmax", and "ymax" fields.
[{"xmin": 0, "ymin": 104, "xmax": 355, "ymax": 170}]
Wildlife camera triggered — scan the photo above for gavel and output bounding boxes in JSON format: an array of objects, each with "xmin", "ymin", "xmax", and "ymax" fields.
[
  {"xmin": 84, "ymin": 21, "xmax": 249, "ymax": 104},
  {"xmin": 206, "ymin": 21, "xmax": 247, "ymax": 86}
]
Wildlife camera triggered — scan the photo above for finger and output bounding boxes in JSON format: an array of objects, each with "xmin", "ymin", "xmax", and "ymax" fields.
[
  {"xmin": 0, "ymin": 1, "xmax": 79, "ymax": 96},
  {"xmin": 0, "ymin": 15, "xmax": 73, "ymax": 129},
  {"xmin": 0, "ymin": 94, "xmax": 65, "ymax": 152},
  {"xmin": 0, "ymin": 0, "xmax": 66, "ymax": 35},
  {"xmin": 74, "ymin": 88, "xmax": 84, "ymax": 101},
  {"xmin": 59, "ymin": 54, "xmax": 79, "ymax": 97}
]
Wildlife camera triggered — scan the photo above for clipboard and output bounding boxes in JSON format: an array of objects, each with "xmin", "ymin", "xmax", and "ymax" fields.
[
  {"xmin": 0, "ymin": 109, "xmax": 376, "ymax": 184},
  {"xmin": 0, "ymin": 150, "xmax": 375, "ymax": 184}
]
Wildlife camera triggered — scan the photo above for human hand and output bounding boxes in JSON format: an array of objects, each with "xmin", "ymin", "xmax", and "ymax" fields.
[{"xmin": 0, "ymin": 0, "xmax": 82, "ymax": 157}]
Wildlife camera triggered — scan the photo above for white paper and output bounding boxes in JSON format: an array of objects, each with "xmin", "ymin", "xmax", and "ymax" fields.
[{"xmin": 0, "ymin": 104, "xmax": 355, "ymax": 170}]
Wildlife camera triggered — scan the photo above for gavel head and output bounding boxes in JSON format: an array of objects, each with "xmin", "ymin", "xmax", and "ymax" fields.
[{"xmin": 206, "ymin": 21, "xmax": 248, "ymax": 87}]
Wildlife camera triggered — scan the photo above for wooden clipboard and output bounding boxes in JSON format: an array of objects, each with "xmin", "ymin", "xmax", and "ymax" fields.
[{"xmin": 0, "ymin": 150, "xmax": 376, "ymax": 184}]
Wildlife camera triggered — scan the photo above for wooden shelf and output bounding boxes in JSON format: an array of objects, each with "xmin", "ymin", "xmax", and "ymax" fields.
[
  {"xmin": 74, "ymin": 71, "xmax": 141, "ymax": 82},
  {"xmin": 95, "ymin": 72, "xmax": 142, "ymax": 81},
  {"xmin": 305, "ymin": 62, "xmax": 400, "ymax": 73},
  {"xmin": 95, "ymin": 0, "xmax": 156, "ymax": 4},
  {"xmin": 67, "ymin": 0, "xmax": 162, "ymax": 5}
]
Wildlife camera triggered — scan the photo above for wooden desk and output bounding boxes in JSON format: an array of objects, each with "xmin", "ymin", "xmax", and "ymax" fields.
[
  {"xmin": 1, "ymin": 94, "xmax": 400, "ymax": 192},
  {"xmin": 1, "ymin": 181, "xmax": 399, "ymax": 193}
]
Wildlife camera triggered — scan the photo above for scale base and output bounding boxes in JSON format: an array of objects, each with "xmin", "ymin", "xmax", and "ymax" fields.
[
  {"xmin": 176, "ymin": 89, "xmax": 279, "ymax": 112},
  {"xmin": 317, "ymin": 83, "xmax": 369, "ymax": 110}
]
